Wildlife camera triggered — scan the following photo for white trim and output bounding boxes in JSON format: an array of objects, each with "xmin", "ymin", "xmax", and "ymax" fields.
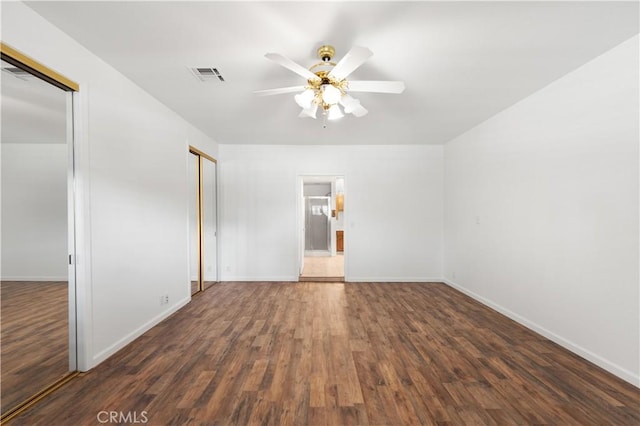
[
  {"xmin": 0, "ymin": 276, "xmax": 68, "ymax": 281},
  {"xmin": 73, "ymin": 87, "xmax": 93, "ymax": 372},
  {"xmin": 219, "ymin": 277, "xmax": 442, "ymax": 283},
  {"xmin": 346, "ymin": 277, "xmax": 443, "ymax": 283},
  {"xmin": 222, "ymin": 276, "xmax": 299, "ymax": 282},
  {"xmin": 66, "ymin": 88, "xmax": 78, "ymax": 376},
  {"xmin": 443, "ymin": 278, "xmax": 640, "ymax": 388},
  {"xmin": 90, "ymin": 296, "xmax": 191, "ymax": 368}
]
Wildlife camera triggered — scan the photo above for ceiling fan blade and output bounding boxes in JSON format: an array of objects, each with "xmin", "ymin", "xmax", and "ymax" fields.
[
  {"xmin": 350, "ymin": 104, "xmax": 368, "ymax": 117},
  {"xmin": 254, "ymin": 86, "xmax": 306, "ymax": 96},
  {"xmin": 347, "ymin": 80, "xmax": 405, "ymax": 94},
  {"xmin": 328, "ymin": 46, "xmax": 373, "ymax": 80},
  {"xmin": 265, "ymin": 53, "xmax": 320, "ymax": 81}
]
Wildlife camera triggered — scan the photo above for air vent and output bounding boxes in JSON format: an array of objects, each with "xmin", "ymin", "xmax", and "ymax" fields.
[
  {"xmin": 189, "ymin": 67, "xmax": 225, "ymax": 82},
  {"xmin": 1, "ymin": 66, "xmax": 33, "ymax": 81}
]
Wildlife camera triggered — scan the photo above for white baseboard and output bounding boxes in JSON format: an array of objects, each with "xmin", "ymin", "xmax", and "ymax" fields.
[
  {"xmin": 1, "ymin": 276, "xmax": 68, "ymax": 281},
  {"xmin": 221, "ymin": 276, "xmax": 299, "ymax": 282},
  {"xmin": 443, "ymin": 278, "xmax": 640, "ymax": 388},
  {"xmin": 221, "ymin": 276, "xmax": 442, "ymax": 283},
  {"xmin": 346, "ymin": 277, "xmax": 442, "ymax": 283},
  {"xmin": 90, "ymin": 296, "xmax": 191, "ymax": 368}
]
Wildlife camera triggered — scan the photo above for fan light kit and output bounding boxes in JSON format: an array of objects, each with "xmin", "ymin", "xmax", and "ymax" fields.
[{"xmin": 255, "ymin": 45, "xmax": 405, "ymax": 127}]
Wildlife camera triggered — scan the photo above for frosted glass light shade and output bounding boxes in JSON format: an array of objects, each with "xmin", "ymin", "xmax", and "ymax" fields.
[
  {"xmin": 299, "ymin": 103, "xmax": 318, "ymax": 119},
  {"xmin": 327, "ymin": 104, "xmax": 344, "ymax": 120},
  {"xmin": 322, "ymin": 84, "xmax": 341, "ymax": 105},
  {"xmin": 294, "ymin": 89, "xmax": 315, "ymax": 109},
  {"xmin": 341, "ymin": 94, "xmax": 361, "ymax": 114}
]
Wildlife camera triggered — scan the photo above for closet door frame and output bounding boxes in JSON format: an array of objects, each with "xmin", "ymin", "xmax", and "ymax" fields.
[
  {"xmin": 0, "ymin": 42, "xmax": 80, "ymax": 423},
  {"xmin": 188, "ymin": 146, "xmax": 217, "ymax": 294}
]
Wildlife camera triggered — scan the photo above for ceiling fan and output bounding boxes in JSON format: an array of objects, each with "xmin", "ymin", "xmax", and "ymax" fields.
[{"xmin": 254, "ymin": 45, "xmax": 405, "ymax": 124}]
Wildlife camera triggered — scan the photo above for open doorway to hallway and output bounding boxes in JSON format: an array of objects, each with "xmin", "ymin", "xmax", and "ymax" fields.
[{"xmin": 298, "ymin": 176, "xmax": 345, "ymax": 282}]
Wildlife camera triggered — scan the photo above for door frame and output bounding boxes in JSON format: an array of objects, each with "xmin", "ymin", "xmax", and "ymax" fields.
[
  {"xmin": 296, "ymin": 174, "xmax": 347, "ymax": 279},
  {"xmin": 188, "ymin": 146, "xmax": 218, "ymax": 294}
]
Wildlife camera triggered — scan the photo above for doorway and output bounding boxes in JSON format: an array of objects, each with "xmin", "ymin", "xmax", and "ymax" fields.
[
  {"xmin": 298, "ymin": 176, "xmax": 345, "ymax": 282},
  {"xmin": 188, "ymin": 147, "xmax": 218, "ymax": 295},
  {"xmin": 0, "ymin": 44, "xmax": 79, "ymax": 422}
]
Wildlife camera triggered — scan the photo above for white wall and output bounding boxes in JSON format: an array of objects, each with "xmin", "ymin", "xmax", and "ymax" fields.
[
  {"xmin": 443, "ymin": 36, "xmax": 639, "ymax": 385},
  {"xmin": 1, "ymin": 143, "xmax": 68, "ymax": 280},
  {"xmin": 219, "ymin": 144, "xmax": 443, "ymax": 282},
  {"xmin": 2, "ymin": 2, "xmax": 218, "ymax": 370}
]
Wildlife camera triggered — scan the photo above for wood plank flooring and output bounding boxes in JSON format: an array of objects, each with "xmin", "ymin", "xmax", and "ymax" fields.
[
  {"xmin": 191, "ymin": 281, "xmax": 217, "ymax": 295},
  {"xmin": 8, "ymin": 282, "xmax": 640, "ymax": 425},
  {"xmin": 1, "ymin": 281, "xmax": 69, "ymax": 416}
]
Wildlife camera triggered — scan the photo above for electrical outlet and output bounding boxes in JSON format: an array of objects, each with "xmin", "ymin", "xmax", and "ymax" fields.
[
  {"xmin": 452, "ymin": 271, "xmax": 456, "ymax": 279},
  {"xmin": 160, "ymin": 294, "xmax": 169, "ymax": 306}
]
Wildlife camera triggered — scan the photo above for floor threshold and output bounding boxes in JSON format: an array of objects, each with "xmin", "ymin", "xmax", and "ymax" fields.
[{"xmin": 298, "ymin": 276, "xmax": 345, "ymax": 282}]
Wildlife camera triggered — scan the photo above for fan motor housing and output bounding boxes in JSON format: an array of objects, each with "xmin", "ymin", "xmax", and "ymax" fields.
[{"xmin": 317, "ymin": 45, "xmax": 335, "ymax": 62}]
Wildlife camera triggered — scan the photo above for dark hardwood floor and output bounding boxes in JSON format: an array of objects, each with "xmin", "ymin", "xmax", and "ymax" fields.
[
  {"xmin": 191, "ymin": 281, "xmax": 216, "ymax": 295},
  {"xmin": 8, "ymin": 282, "xmax": 640, "ymax": 425},
  {"xmin": 1, "ymin": 281, "xmax": 70, "ymax": 416}
]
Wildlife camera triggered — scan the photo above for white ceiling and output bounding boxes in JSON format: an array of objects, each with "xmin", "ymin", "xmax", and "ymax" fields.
[{"xmin": 25, "ymin": 1, "xmax": 639, "ymax": 146}]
